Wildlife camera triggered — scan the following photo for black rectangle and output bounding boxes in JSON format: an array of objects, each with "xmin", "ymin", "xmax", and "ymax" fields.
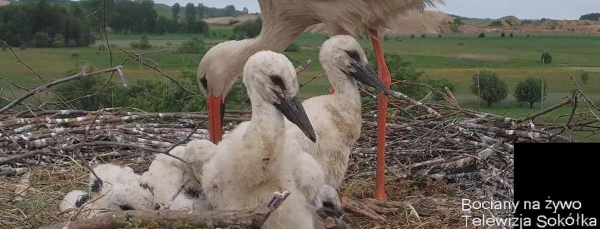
[{"xmin": 514, "ymin": 143, "xmax": 598, "ymax": 228}]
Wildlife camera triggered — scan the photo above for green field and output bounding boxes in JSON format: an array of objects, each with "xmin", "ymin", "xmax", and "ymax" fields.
[{"xmin": 2, "ymin": 27, "xmax": 600, "ymax": 137}]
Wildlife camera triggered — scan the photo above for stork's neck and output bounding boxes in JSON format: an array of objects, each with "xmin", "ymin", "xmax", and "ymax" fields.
[
  {"xmin": 241, "ymin": 17, "xmax": 310, "ymax": 57},
  {"xmin": 329, "ymin": 69, "xmax": 361, "ymax": 104},
  {"xmin": 245, "ymin": 101, "xmax": 286, "ymax": 157}
]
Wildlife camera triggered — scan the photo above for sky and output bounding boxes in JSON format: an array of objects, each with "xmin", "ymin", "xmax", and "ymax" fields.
[{"xmin": 155, "ymin": 0, "xmax": 600, "ymax": 20}]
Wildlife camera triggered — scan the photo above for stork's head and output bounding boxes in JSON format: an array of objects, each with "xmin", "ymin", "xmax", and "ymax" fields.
[
  {"xmin": 197, "ymin": 40, "xmax": 255, "ymax": 98},
  {"xmin": 198, "ymin": 39, "xmax": 254, "ymax": 143},
  {"xmin": 320, "ymin": 35, "xmax": 389, "ymax": 95},
  {"xmin": 243, "ymin": 51, "xmax": 316, "ymax": 142}
]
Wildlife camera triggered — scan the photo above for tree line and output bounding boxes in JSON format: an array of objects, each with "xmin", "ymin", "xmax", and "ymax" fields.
[
  {"xmin": 0, "ymin": 0, "xmax": 95, "ymax": 47},
  {"xmin": 580, "ymin": 13, "xmax": 600, "ymax": 21},
  {"xmin": 0, "ymin": 0, "xmax": 255, "ymax": 47}
]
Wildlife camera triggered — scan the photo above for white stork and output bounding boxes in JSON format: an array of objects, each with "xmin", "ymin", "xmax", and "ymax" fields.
[
  {"xmin": 285, "ymin": 35, "xmax": 387, "ymax": 190},
  {"xmin": 198, "ymin": 51, "xmax": 319, "ymax": 228},
  {"xmin": 198, "ymin": 0, "xmax": 443, "ymax": 203}
]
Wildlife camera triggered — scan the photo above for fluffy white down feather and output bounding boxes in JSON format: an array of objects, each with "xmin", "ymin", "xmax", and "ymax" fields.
[
  {"xmin": 88, "ymin": 164, "xmax": 153, "ymax": 212},
  {"xmin": 59, "ymin": 190, "xmax": 89, "ymax": 212},
  {"xmin": 140, "ymin": 146, "xmax": 207, "ymax": 211}
]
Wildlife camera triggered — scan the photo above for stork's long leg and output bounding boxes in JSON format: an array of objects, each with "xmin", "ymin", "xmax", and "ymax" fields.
[{"xmin": 369, "ymin": 29, "xmax": 389, "ymax": 201}]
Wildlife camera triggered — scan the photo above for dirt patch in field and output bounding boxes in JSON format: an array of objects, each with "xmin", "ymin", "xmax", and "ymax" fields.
[
  {"xmin": 202, "ymin": 14, "xmax": 260, "ymax": 25},
  {"xmin": 455, "ymin": 53, "xmax": 508, "ymax": 62}
]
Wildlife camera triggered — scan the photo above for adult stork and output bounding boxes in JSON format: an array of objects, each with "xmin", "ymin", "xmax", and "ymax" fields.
[{"xmin": 198, "ymin": 0, "xmax": 443, "ymax": 202}]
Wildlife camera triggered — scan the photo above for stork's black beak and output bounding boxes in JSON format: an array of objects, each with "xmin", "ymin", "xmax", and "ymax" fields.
[
  {"xmin": 274, "ymin": 95, "xmax": 316, "ymax": 143},
  {"xmin": 349, "ymin": 64, "xmax": 389, "ymax": 96}
]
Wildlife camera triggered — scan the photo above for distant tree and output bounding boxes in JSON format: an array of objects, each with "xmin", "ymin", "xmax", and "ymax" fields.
[
  {"xmin": 471, "ymin": 70, "xmax": 508, "ymax": 107},
  {"xmin": 225, "ymin": 5, "xmax": 236, "ymax": 15},
  {"xmin": 184, "ymin": 3, "xmax": 197, "ymax": 32},
  {"xmin": 155, "ymin": 16, "xmax": 169, "ymax": 35},
  {"xmin": 527, "ymin": 34, "xmax": 530, "ymax": 37},
  {"xmin": 580, "ymin": 71, "xmax": 590, "ymax": 84},
  {"xmin": 540, "ymin": 52, "xmax": 552, "ymax": 64},
  {"xmin": 242, "ymin": 7, "xmax": 249, "ymax": 14},
  {"xmin": 172, "ymin": 3, "xmax": 180, "ymax": 20},
  {"xmin": 490, "ymin": 21, "xmax": 503, "ymax": 27},
  {"xmin": 410, "ymin": 34, "xmax": 415, "ymax": 38},
  {"xmin": 438, "ymin": 34, "xmax": 442, "ymax": 38},
  {"xmin": 580, "ymin": 13, "xmax": 600, "ymax": 21},
  {"xmin": 501, "ymin": 32, "xmax": 506, "ymax": 37},
  {"xmin": 233, "ymin": 17, "xmax": 262, "ymax": 38},
  {"xmin": 194, "ymin": 20, "xmax": 209, "ymax": 35},
  {"xmin": 514, "ymin": 76, "xmax": 547, "ymax": 108},
  {"xmin": 197, "ymin": 3, "xmax": 205, "ymax": 19},
  {"xmin": 421, "ymin": 34, "xmax": 426, "ymax": 38},
  {"xmin": 478, "ymin": 33, "xmax": 485, "ymax": 38},
  {"xmin": 510, "ymin": 33, "xmax": 514, "ymax": 37},
  {"xmin": 52, "ymin": 34, "xmax": 65, "ymax": 48},
  {"xmin": 31, "ymin": 32, "xmax": 52, "ymax": 47},
  {"xmin": 185, "ymin": 3, "xmax": 197, "ymax": 19},
  {"xmin": 454, "ymin": 18, "xmax": 464, "ymax": 25}
]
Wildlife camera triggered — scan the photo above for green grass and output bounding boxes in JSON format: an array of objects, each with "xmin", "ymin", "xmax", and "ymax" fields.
[{"xmin": 3, "ymin": 25, "xmax": 600, "ymax": 141}]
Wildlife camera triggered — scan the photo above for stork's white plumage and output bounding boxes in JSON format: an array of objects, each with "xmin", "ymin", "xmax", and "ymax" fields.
[
  {"xmin": 199, "ymin": 51, "xmax": 319, "ymax": 229},
  {"xmin": 285, "ymin": 35, "xmax": 387, "ymax": 189},
  {"xmin": 59, "ymin": 190, "xmax": 90, "ymax": 213},
  {"xmin": 198, "ymin": 0, "xmax": 443, "ymax": 201},
  {"xmin": 140, "ymin": 146, "xmax": 207, "ymax": 211},
  {"xmin": 86, "ymin": 164, "xmax": 153, "ymax": 213}
]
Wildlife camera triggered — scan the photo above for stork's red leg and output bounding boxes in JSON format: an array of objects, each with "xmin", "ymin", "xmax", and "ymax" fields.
[
  {"xmin": 370, "ymin": 29, "xmax": 390, "ymax": 201},
  {"xmin": 207, "ymin": 95, "xmax": 223, "ymax": 144}
]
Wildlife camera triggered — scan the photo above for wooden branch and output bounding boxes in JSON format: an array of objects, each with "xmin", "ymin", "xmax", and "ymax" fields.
[
  {"xmin": 402, "ymin": 92, "xmax": 432, "ymax": 112},
  {"xmin": 0, "ymin": 141, "xmax": 185, "ymax": 165},
  {"xmin": 295, "ymin": 59, "xmax": 312, "ymax": 75},
  {"xmin": 0, "ymin": 65, "xmax": 123, "ymax": 114},
  {"xmin": 0, "ymin": 39, "xmax": 75, "ymax": 110},
  {"xmin": 518, "ymin": 98, "xmax": 572, "ymax": 123},
  {"xmin": 41, "ymin": 191, "xmax": 290, "ymax": 229},
  {"xmin": 388, "ymin": 89, "xmax": 442, "ymax": 118}
]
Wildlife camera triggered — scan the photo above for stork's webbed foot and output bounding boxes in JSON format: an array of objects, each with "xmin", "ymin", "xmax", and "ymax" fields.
[{"xmin": 341, "ymin": 197, "xmax": 411, "ymax": 221}]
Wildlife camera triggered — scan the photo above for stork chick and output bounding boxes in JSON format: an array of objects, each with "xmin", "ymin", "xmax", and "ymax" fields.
[
  {"xmin": 140, "ymin": 146, "xmax": 207, "ymax": 211},
  {"xmin": 200, "ymin": 51, "xmax": 318, "ymax": 229},
  {"xmin": 88, "ymin": 164, "xmax": 153, "ymax": 211},
  {"xmin": 59, "ymin": 190, "xmax": 91, "ymax": 213},
  {"xmin": 286, "ymin": 35, "xmax": 388, "ymax": 189},
  {"xmin": 61, "ymin": 164, "xmax": 153, "ymax": 218}
]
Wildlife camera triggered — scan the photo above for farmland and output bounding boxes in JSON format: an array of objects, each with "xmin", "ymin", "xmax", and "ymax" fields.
[{"xmin": 2, "ymin": 26, "xmax": 600, "ymax": 136}]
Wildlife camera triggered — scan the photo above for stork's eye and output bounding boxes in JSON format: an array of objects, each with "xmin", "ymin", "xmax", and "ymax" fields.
[
  {"xmin": 270, "ymin": 75, "xmax": 286, "ymax": 91},
  {"xmin": 345, "ymin": 50, "xmax": 361, "ymax": 62}
]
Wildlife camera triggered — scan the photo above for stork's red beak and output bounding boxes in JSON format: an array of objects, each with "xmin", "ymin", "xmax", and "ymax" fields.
[{"xmin": 207, "ymin": 95, "xmax": 224, "ymax": 143}]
